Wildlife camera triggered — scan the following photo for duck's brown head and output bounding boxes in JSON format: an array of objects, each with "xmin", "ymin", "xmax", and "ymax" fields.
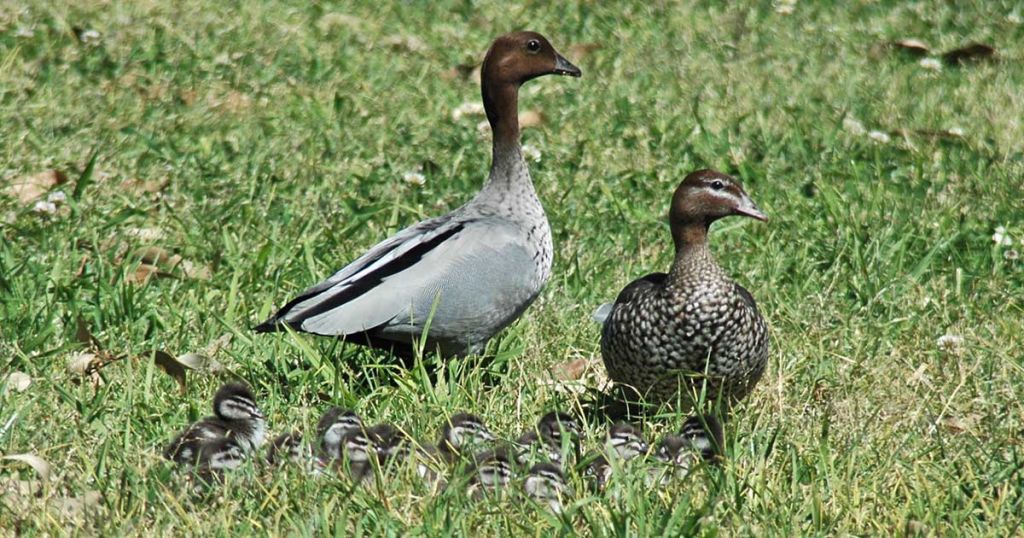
[
  {"xmin": 669, "ymin": 169, "xmax": 767, "ymax": 229},
  {"xmin": 482, "ymin": 31, "xmax": 581, "ymax": 86}
]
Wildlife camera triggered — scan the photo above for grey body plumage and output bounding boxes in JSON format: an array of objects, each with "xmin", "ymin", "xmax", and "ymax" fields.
[{"xmin": 254, "ymin": 32, "xmax": 581, "ymax": 358}]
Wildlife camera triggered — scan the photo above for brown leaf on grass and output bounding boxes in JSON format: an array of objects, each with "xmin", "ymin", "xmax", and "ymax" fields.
[
  {"xmin": 203, "ymin": 333, "xmax": 233, "ymax": 357},
  {"xmin": 67, "ymin": 351, "xmax": 99, "ymax": 376},
  {"xmin": 441, "ymin": 63, "xmax": 479, "ymax": 82},
  {"xmin": 382, "ymin": 34, "xmax": 427, "ymax": 54},
  {"xmin": 549, "ymin": 358, "xmax": 589, "ymax": 381},
  {"xmin": 519, "ymin": 110, "xmax": 544, "ymax": 129},
  {"xmin": 75, "ymin": 316, "xmax": 102, "ymax": 350},
  {"xmin": 942, "ymin": 43, "xmax": 997, "ymax": 66},
  {"xmin": 52, "ymin": 490, "xmax": 103, "ymax": 520},
  {"xmin": 127, "ymin": 263, "xmax": 169, "ymax": 285},
  {"xmin": 153, "ymin": 350, "xmax": 187, "ymax": 393},
  {"xmin": 3, "ymin": 170, "xmax": 67, "ymax": 204},
  {"xmin": 4, "ymin": 372, "xmax": 31, "ymax": 393},
  {"xmin": 1, "ymin": 454, "xmax": 51, "ymax": 481},
  {"xmin": 567, "ymin": 43, "xmax": 601, "ymax": 63},
  {"xmin": 316, "ymin": 13, "xmax": 363, "ymax": 34},
  {"xmin": 938, "ymin": 414, "xmax": 981, "ymax": 434},
  {"xmin": 120, "ymin": 177, "xmax": 169, "ymax": 194}
]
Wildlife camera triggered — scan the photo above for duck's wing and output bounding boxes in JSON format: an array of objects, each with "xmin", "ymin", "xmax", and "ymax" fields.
[
  {"xmin": 591, "ymin": 273, "xmax": 668, "ymax": 325},
  {"xmin": 733, "ymin": 282, "xmax": 760, "ymax": 313},
  {"xmin": 255, "ymin": 214, "xmax": 522, "ymax": 337}
]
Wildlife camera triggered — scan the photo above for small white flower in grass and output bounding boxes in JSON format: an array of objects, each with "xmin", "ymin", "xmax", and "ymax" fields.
[
  {"xmin": 521, "ymin": 144, "xmax": 541, "ymax": 163},
  {"xmin": 80, "ymin": 29, "xmax": 101, "ymax": 45},
  {"xmin": 774, "ymin": 0, "xmax": 797, "ymax": 15},
  {"xmin": 451, "ymin": 102, "xmax": 485, "ymax": 122},
  {"xmin": 947, "ymin": 126, "xmax": 965, "ymax": 137},
  {"xmin": 1008, "ymin": 13, "xmax": 1022, "ymax": 24},
  {"xmin": 992, "ymin": 226, "xmax": 1011, "ymax": 246},
  {"xmin": 919, "ymin": 58, "xmax": 943, "ymax": 71},
  {"xmin": 47, "ymin": 190, "xmax": 67, "ymax": 204},
  {"xmin": 15, "ymin": 26, "xmax": 35, "ymax": 38},
  {"xmin": 402, "ymin": 171, "xmax": 426, "ymax": 187},
  {"xmin": 867, "ymin": 130, "xmax": 891, "ymax": 144},
  {"xmin": 1005, "ymin": 249, "xmax": 1020, "ymax": 260},
  {"xmin": 936, "ymin": 333, "xmax": 964, "ymax": 356},
  {"xmin": 843, "ymin": 117, "xmax": 866, "ymax": 136},
  {"xmin": 33, "ymin": 201, "xmax": 57, "ymax": 215}
]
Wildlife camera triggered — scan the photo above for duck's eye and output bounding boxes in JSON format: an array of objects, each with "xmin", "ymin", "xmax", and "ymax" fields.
[
  {"xmin": 711, "ymin": 180, "xmax": 725, "ymax": 190},
  {"xmin": 526, "ymin": 39, "xmax": 541, "ymax": 53}
]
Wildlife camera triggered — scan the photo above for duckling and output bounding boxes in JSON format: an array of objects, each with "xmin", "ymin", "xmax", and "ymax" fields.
[
  {"xmin": 647, "ymin": 434, "xmax": 693, "ymax": 485},
  {"xmin": 466, "ymin": 446, "xmax": 515, "ymax": 500},
  {"xmin": 366, "ymin": 423, "xmax": 411, "ymax": 465},
  {"xmin": 266, "ymin": 431, "xmax": 307, "ymax": 466},
  {"xmin": 537, "ymin": 410, "xmax": 584, "ymax": 463},
  {"xmin": 337, "ymin": 429, "xmax": 375, "ymax": 483},
  {"xmin": 191, "ymin": 437, "xmax": 246, "ymax": 491},
  {"xmin": 680, "ymin": 414, "xmax": 725, "ymax": 463},
  {"xmin": 164, "ymin": 383, "xmax": 266, "ymax": 464},
  {"xmin": 606, "ymin": 422, "xmax": 649, "ymax": 461},
  {"xmin": 514, "ymin": 429, "xmax": 562, "ymax": 466},
  {"xmin": 599, "ymin": 170, "xmax": 769, "ymax": 410},
  {"xmin": 582, "ymin": 452, "xmax": 612, "ymax": 492},
  {"xmin": 438, "ymin": 412, "xmax": 496, "ymax": 463},
  {"xmin": 523, "ymin": 462, "xmax": 573, "ymax": 514},
  {"xmin": 316, "ymin": 407, "xmax": 363, "ymax": 461}
]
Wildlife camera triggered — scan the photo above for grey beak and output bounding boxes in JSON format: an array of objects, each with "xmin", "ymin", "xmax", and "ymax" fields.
[
  {"xmin": 553, "ymin": 53, "xmax": 582, "ymax": 77},
  {"xmin": 736, "ymin": 196, "xmax": 768, "ymax": 222}
]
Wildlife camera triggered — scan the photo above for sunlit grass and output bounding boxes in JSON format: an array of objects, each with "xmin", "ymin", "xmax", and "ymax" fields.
[{"xmin": 2, "ymin": 0, "xmax": 1023, "ymax": 534}]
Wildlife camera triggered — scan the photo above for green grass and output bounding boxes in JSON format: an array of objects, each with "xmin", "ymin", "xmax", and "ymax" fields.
[{"xmin": 3, "ymin": 0, "xmax": 1024, "ymax": 534}]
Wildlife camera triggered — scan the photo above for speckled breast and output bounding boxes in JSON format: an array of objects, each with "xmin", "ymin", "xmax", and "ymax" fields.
[{"xmin": 600, "ymin": 282, "xmax": 769, "ymax": 407}]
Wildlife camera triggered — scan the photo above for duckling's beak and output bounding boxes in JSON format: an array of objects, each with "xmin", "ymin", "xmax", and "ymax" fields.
[
  {"xmin": 553, "ymin": 53, "xmax": 582, "ymax": 77},
  {"xmin": 736, "ymin": 196, "xmax": 768, "ymax": 222}
]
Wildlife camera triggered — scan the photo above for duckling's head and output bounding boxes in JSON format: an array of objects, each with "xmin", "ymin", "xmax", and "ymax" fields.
[
  {"xmin": 441, "ymin": 412, "xmax": 495, "ymax": 453},
  {"xmin": 213, "ymin": 383, "xmax": 264, "ymax": 422},
  {"xmin": 670, "ymin": 169, "xmax": 767, "ymax": 229},
  {"xmin": 483, "ymin": 31, "xmax": 581, "ymax": 87}
]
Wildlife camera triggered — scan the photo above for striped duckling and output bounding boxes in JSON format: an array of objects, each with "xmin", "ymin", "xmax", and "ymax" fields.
[
  {"xmin": 164, "ymin": 383, "xmax": 266, "ymax": 464},
  {"xmin": 597, "ymin": 169, "xmax": 769, "ymax": 409}
]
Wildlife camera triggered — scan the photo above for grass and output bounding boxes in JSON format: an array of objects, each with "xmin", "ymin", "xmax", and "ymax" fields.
[{"xmin": 2, "ymin": 0, "xmax": 1024, "ymax": 534}]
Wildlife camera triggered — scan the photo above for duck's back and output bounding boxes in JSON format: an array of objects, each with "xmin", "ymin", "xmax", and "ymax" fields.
[{"xmin": 600, "ymin": 269, "xmax": 768, "ymax": 406}]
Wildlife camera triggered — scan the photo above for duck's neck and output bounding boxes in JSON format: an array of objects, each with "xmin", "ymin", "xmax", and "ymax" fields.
[
  {"xmin": 480, "ymin": 80, "xmax": 531, "ymax": 195},
  {"xmin": 668, "ymin": 222, "xmax": 715, "ymax": 281}
]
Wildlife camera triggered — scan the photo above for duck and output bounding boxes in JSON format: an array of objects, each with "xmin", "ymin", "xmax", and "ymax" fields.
[
  {"xmin": 606, "ymin": 422, "xmax": 648, "ymax": 461},
  {"xmin": 523, "ymin": 462, "xmax": 572, "ymax": 513},
  {"xmin": 316, "ymin": 407, "xmax": 363, "ymax": 462},
  {"xmin": 437, "ymin": 412, "xmax": 496, "ymax": 463},
  {"xmin": 254, "ymin": 32, "xmax": 582, "ymax": 358},
  {"xmin": 679, "ymin": 414, "xmax": 725, "ymax": 463},
  {"xmin": 597, "ymin": 169, "xmax": 769, "ymax": 409},
  {"xmin": 513, "ymin": 429, "xmax": 562, "ymax": 466},
  {"xmin": 466, "ymin": 445, "xmax": 516, "ymax": 500},
  {"xmin": 164, "ymin": 383, "xmax": 266, "ymax": 464},
  {"xmin": 266, "ymin": 431, "xmax": 307, "ymax": 466},
  {"xmin": 191, "ymin": 437, "xmax": 246, "ymax": 490}
]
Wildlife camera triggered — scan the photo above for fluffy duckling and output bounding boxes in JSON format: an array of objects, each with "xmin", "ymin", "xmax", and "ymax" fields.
[
  {"xmin": 164, "ymin": 383, "xmax": 266, "ymax": 464},
  {"xmin": 523, "ymin": 462, "xmax": 572, "ymax": 514},
  {"xmin": 266, "ymin": 431, "xmax": 307, "ymax": 466},
  {"xmin": 438, "ymin": 412, "xmax": 496, "ymax": 463},
  {"xmin": 316, "ymin": 406, "xmax": 363, "ymax": 462},
  {"xmin": 466, "ymin": 446, "xmax": 515, "ymax": 500}
]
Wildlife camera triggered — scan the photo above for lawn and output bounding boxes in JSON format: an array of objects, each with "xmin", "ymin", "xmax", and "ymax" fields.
[{"xmin": 2, "ymin": 0, "xmax": 1023, "ymax": 535}]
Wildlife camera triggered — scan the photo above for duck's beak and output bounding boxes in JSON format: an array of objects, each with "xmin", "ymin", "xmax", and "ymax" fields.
[
  {"xmin": 553, "ymin": 53, "xmax": 582, "ymax": 77},
  {"xmin": 736, "ymin": 195, "xmax": 768, "ymax": 222}
]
